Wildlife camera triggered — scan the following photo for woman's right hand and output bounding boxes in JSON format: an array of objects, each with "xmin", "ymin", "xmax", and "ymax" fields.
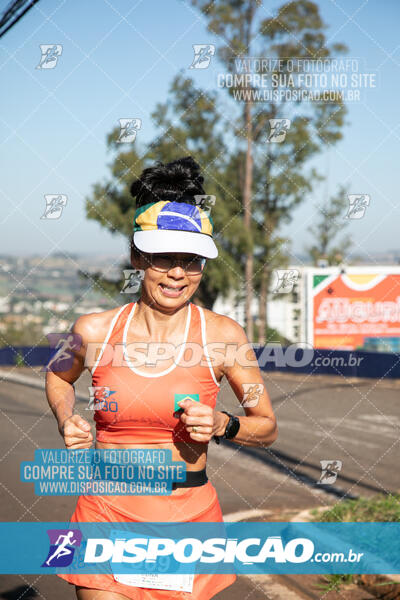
[{"xmin": 60, "ymin": 415, "xmax": 93, "ymax": 449}]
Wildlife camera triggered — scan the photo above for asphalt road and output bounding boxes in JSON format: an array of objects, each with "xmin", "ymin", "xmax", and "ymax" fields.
[{"xmin": 0, "ymin": 366, "xmax": 398, "ymax": 599}]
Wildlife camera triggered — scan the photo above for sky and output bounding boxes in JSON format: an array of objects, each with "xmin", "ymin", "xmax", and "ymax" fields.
[{"xmin": 0, "ymin": 0, "xmax": 399, "ymax": 262}]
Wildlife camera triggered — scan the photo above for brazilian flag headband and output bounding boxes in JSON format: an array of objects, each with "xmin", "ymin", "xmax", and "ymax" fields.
[{"xmin": 132, "ymin": 198, "xmax": 218, "ymax": 259}]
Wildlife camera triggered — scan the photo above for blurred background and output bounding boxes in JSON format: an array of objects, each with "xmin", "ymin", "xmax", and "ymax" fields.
[
  {"xmin": 1, "ymin": 2, "xmax": 400, "ymax": 599},
  {"xmin": 0, "ymin": 0, "xmax": 399, "ymax": 354}
]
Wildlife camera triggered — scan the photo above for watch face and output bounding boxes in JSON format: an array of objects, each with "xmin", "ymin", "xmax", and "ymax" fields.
[{"xmin": 225, "ymin": 416, "xmax": 240, "ymax": 439}]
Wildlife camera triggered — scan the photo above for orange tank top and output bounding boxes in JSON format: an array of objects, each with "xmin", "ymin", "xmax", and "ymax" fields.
[{"xmin": 90, "ymin": 301, "xmax": 221, "ymax": 444}]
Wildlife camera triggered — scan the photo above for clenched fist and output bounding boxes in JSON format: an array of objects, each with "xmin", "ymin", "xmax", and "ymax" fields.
[
  {"xmin": 177, "ymin": 398, "xmax": 229, "ymax": 442},
  {"xmin": 59, "ymin": 414, "xmax": 93, "ymax": 449}
]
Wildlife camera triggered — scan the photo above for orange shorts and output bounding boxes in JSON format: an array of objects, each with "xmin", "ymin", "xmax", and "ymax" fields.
[{"xmin": 57, "ymin": 481, "xmax": 237, "ymax": 599}]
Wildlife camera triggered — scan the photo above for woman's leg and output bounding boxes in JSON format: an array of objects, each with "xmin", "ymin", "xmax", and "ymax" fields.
[{"xmin": 76, "ymin": 586, "xmax": 132, "ymax": 599}]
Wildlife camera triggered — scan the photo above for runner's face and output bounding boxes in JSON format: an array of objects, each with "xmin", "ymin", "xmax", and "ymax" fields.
[{"xmin": 132, "ymin": 251, "xmax": 205, "ymax": 307}]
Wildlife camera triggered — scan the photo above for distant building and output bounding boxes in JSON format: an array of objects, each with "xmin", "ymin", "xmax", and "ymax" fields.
[
  {"xmin": 213, "ymin": 265, "xmax": 400, "ymax": 351},
  {"xmin": 0, "ymin": 298, "xmax": 10, "ymax": 313},
  {"xmin": 213, "ymin": 269, "xmax": 303, "ymax": 343}
]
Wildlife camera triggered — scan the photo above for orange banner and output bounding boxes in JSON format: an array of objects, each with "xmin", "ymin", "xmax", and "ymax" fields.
[{"xmin": 312, "ymin": 273, "xmax": 400, "ymax": 350}]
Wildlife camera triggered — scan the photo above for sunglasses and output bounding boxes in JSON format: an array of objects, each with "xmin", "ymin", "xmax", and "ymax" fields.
[{"xmin": 143, "ymin": 253, "xmax": 206, "ymax": 275}]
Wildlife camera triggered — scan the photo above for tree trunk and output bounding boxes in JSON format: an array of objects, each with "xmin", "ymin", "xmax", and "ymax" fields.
[
  {"xmin": 258, "ymin": 266, "xmax": 268, "ymax": 345},
  {"xmin": 258, "ymin": 208, "xmax": 275, "ymax": 345},
  {"xmin": 243, "ymin": 99, "xmax": 254, "ymax": 341}
]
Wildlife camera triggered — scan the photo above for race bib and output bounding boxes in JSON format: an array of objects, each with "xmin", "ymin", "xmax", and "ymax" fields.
[
  {"xmin": 113, "ymin": 572, "xmax": 194, "ymax": 592},
  {"xmin": 110, "ymin": 529, "xmax": 195, "ymax": 593}
]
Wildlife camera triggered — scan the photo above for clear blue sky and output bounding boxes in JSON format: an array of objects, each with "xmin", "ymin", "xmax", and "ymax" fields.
[{"xmin": 1, "ymin": 0, "xmax": 399, "ymax": 261}]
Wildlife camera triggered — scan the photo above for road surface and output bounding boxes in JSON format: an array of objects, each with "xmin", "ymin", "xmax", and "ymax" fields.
[{"xmin": 0, "ymin": 366, "xmax": 397, "ymax": 599}]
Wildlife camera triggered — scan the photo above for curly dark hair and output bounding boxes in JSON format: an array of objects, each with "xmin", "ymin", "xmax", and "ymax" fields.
[
  {"xmin": 130, "ymin": 155, "xmax": 205, "ymax": 208},
  {"xmin": 130, "ymin": 156, "xmax": 206, "ymax": 260}
]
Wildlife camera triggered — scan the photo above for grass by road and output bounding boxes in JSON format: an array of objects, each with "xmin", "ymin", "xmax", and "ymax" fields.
[{"xmin": 310, "ymin": 493, "xmax": 400, "ymax": 598}]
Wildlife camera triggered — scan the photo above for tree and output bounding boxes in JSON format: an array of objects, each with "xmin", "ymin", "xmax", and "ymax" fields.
[
  {"xmin": 84, "ymin": 1, "xmax": 348, "ymax": 328},
  {"xmin": 84, "ymin": 75, "xmax": 250, "ymax": 309},
  {"xmin": 148, "ymin": 74, "xmax": 251, "ymax": 308},
  {"xmin": 305, "ymin": 184, "xmax": 352, "ymax": 266},
  {"xmin": 0, "ymin": 321, "xmax": 43, "ymax": 348},
  {"xmin": 190, "ymin": 0, "xmax": 261, "ymax": 340},
  {"xmin": 190, "ymin": 0, "xmax": 348, "ymax": 341}
]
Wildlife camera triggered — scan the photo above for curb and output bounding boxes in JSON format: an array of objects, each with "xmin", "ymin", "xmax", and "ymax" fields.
[
  {"xmin": 223, "ymin": 509, "xmax": 273, "ymax": 522},
  {"xmin": 0, "ymin": 370, "xmax": 87, "ymax": 402}
]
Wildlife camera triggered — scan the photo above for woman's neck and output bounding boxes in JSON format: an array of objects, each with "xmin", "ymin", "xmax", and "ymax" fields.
[{"xmin": 133, "ymin": 297, "xmax": 190, "ymax": 341}]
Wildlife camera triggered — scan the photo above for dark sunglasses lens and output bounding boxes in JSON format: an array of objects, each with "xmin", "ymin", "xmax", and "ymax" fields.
[
  {"xmin": 149, "ymin": 254, "xmax": 206, "ymax": 273},
  {"xmin": 151, "ymin": 255, "xmax": 172, "ymax": 270},
  {"xmin": 186, "ymin": 257, "xmax": 206, "ymax": 274}
]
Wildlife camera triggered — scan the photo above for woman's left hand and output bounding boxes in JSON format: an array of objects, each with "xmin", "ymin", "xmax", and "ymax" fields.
[{"xmin": 177, "ymin": 398, "xmax": 228, "ymax": 442}]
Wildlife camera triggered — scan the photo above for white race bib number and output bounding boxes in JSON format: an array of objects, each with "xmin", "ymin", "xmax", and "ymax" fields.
[{"xmin": 113, "ymin": 572, "xmax": 194, "ymax": 592}]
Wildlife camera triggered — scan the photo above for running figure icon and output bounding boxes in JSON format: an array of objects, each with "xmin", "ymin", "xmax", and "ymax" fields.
[
  {"xmin": 43, "ymin": 333, "xmax": 81, "ymax": 372},
  {"xmin": 45, "ymin": 531, "xmax": 77, "ymax": 566}
]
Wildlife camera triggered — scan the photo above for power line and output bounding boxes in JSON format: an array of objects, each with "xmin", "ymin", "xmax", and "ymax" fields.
[{"xmin": 0, "ymin": 0, "xmax": 41, "ymax": 40}]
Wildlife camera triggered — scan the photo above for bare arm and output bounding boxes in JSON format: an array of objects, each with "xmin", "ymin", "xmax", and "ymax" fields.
[
  {"xmin": 179, "ymin": 314, "xmax": 278, "ymax": 447},
  {"xmin": 45, "ymin": 315, "xmax": 94, "ymax": 448},
  {"xmin": 218, "ymin": 317, "xmax": 278, "ymax": 448}
]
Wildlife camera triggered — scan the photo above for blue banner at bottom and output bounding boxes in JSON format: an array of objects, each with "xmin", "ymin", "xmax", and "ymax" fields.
[{"xmin": 0, "ymin": 522, "xmax": 399, "ymax": 575}]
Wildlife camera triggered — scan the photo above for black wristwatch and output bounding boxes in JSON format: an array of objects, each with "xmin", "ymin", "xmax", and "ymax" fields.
[{"xmin": 213, "ymin": 411, "xmax": 240, "ymax": 444}]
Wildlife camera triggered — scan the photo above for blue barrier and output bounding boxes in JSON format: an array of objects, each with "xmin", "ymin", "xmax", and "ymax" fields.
[
  {"xmin": 253, "ymin": 346, "xmax": 400, "ymax": 379},
  {"xmin": 0, "ymin": 346, "xmax": 52, "ymax": 366},
  {"xmin": 1, "ymin": 345, "xmax": 399, "ymax": 379}
]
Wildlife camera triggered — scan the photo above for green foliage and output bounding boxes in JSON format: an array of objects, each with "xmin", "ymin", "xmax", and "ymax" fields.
[
  {"xmin": 306, "ymin": 184, "xmax": 353, "ymax": 265},
  {"xmin": 84, "ymin": 0, "xmax": 348, "ymax": 317},
  {"xmin": 148, "ymin": 74, "xmax": 251, "ymax": 308},
  {"xmin": 83, "ymin": 74, "xmax": 254, "ymax": 309},
  {"xmin": 310, "ymin": 493, "xmax": 400, "ymax": 592},
  {"xmin": 315, "ymin": 573, "xmax": 355, "ymax": 592},
  {"xmin": 309, "ymin": 492, "xmax": 400, "ymax": 523},
  {"xmin": 85, "ymin": 147, "xmax": 145, "ymax": 239},
  {"xmin": 14, "ymin": 352, "xmax": 27, "ymax": 367},
  {"xmin": 190, "ymin": 0, "xmax": 348, "ymax": 324},
  {"xmin": 0, "ymin": 322, "xmax": 44, "ymax": 348}
]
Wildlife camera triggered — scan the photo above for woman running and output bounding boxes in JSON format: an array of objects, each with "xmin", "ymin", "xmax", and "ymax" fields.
[{"xmin": 46, "ymin": 156, "xmax": 278, "ymax": 599}]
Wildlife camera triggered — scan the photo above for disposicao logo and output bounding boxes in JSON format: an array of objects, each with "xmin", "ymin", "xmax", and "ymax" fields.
[
  {"xmin": 83, "ymin": 535, "xmax": 314, "ymax": 564},
  {"xmin": 42, "ymin": 529, "xmax": 82, "ymax": 567}
]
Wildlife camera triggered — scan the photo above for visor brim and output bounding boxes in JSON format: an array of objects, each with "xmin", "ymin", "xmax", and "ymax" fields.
[{"xmin": 133, "ymin": 230, "xmax": 218, "ymax": 259}]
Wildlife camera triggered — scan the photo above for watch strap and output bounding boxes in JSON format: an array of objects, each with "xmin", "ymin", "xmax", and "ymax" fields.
[{"xmin": 213, "ymin": 411, "xmax": 240, "ymax": 444}]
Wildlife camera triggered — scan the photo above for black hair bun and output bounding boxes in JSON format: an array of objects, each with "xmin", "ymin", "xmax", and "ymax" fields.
[{"xmin": 130, "ymin": 155, "xmax": 205, "ymax": 207}]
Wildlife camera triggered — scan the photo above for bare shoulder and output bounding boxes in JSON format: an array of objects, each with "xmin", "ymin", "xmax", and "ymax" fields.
[
  {"xmin": 199, "ymin": 306, "xmax": 248, "ymax": 345},
  {"xmin": 71, "ymin": 304, "xmax": 127, "ymax": 347}
]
